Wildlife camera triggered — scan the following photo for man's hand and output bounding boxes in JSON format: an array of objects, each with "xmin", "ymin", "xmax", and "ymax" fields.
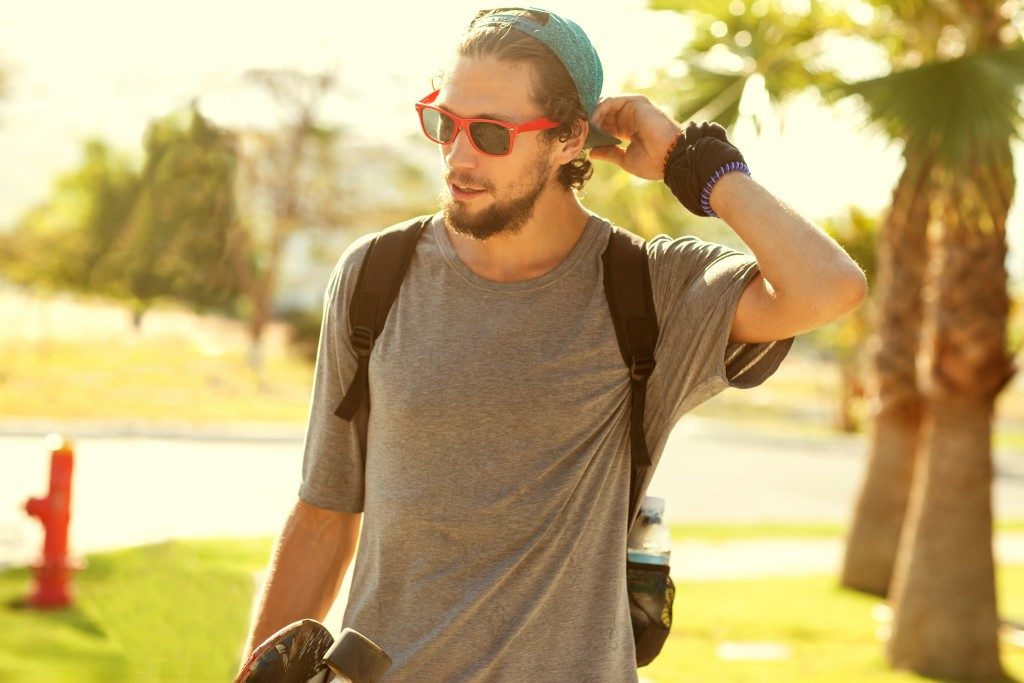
[{"xmin": 590, "ymin": 95, "xmax": 681, "ymax": 180}]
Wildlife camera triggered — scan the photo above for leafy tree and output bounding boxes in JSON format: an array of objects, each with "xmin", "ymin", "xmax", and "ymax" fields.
[
  {"xmin": 0, "ymin": 140, "xmax": 140, "ymax": 294},
  {"xmin": 95, "ymin": 105, "xmax": 241, "ymax": 321},
  {"xmin": 0, "ymin": 108, "xmax": 242, "ymax": 326}
]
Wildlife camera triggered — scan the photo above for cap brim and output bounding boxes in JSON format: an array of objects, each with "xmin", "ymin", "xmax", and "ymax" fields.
[{"xmin": 584, "ymin": 122, "xmax": 620, "ymax": 149}]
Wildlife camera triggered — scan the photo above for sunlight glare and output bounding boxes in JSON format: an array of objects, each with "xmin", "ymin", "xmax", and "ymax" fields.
[{"xmin": 846, "ymin": 0, "xmax": 875, "ymax": 26}]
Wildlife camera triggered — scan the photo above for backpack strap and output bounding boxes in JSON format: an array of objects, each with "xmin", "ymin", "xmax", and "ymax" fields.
[
  {"xmin": 334, "ymin": 216, "xmax": 431, "ymax": 421},
  {"xmin": 601, "ymin": 226, "xmax": 659, "ymax": 525}
]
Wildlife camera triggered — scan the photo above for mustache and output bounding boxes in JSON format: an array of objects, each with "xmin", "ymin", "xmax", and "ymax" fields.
[{"xmin": 444, "ymin": 172, "xmax": 494, "ymax": 192}]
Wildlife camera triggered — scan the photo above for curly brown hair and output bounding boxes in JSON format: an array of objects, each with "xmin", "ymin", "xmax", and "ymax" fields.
[{"xmin": 455, "ymin": 12, "xmax": 593, "ymax": 190}]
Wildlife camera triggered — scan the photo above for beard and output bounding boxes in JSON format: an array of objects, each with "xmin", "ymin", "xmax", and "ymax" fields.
[{"xmin": 441, "ymin": 159, "xmax": 551, "ymax": 241}]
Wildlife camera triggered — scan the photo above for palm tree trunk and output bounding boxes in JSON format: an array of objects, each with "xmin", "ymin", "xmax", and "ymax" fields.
[
  {"xmin": 841, "ymin": 154, "xmax": 932, "ymax": 596},
  {"xmin": 836, "ymin": 359, "xmax": 861, "ymax": 432},
  {"xmin": 886, "ymin": 159, "xmax": 1015, "ymax": 680},
  {"xmin": 887, "ymin": 394, "xmax": 1003, "ymax": 680}
]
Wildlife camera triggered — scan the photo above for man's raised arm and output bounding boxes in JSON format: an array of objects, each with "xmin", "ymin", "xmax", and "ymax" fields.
[{"xmin": 590, "ymin": 95, "xmax": 867, "ymax": 344}]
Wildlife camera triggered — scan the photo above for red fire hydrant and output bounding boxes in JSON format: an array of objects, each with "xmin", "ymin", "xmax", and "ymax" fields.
[{"xmin": 24, "ymin": 433, "xmax": 77, "ymax": 608}]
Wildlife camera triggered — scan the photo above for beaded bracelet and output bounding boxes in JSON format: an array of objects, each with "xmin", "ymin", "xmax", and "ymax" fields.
[{"xmin": 700, "ymin": 161, "xmax": 751, "ymax": 218}]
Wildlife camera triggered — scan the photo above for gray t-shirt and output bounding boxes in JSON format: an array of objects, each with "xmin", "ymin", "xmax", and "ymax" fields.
[{"xmin": 299, "ymin": 213, "xmax": 792, "ymax": 681}]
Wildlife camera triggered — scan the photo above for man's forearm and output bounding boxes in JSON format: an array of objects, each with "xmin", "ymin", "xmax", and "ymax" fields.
[
  {"xmin": 242, "ymin": 500, "xmax": 361, "ymax": 658},
  {"xmin": 708, "ymin": 171, "xmax": 867, "ymax": 315}
]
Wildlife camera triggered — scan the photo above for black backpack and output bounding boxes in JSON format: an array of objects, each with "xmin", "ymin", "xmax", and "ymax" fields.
[{"xmin": 331, "ymin": 215, "xmax": 674, "ymax": 666}]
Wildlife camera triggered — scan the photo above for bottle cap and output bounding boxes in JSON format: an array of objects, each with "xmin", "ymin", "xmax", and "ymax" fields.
[{"xmin": 641, "ymin": 496, "xmax": 665, "ymax": 516}]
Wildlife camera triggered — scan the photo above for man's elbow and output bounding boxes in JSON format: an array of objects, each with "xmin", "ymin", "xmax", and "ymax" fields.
[
  {"xmin": 823, "ymin": 263, "xmax": 869, "ymax": 320},
  {"xmin": 789, "ymin": 263, "xmax": 868, "ymax": 333}
]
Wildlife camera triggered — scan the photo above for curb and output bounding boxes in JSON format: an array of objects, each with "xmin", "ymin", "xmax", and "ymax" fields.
[{"xmin": 0, "ymin": 418, "xmax": 305, "ymax": 442}]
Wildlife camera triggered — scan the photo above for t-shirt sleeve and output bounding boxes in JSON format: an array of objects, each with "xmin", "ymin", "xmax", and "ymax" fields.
[
  {"xmin": 644, "ymin": 234, "xmax": 794, "ymax": 439},
  {"xmin": 297, "ymin": 233, "xmax": 376, "ymax": 513}
]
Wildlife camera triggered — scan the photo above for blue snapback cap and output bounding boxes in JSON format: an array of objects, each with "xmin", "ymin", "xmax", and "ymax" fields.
[{"xmin": 468, "ymin": 7, "xmax": 621, "ymax": 149}]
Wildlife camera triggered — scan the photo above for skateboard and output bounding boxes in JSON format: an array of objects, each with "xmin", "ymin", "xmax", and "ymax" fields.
[{"xmin": 236, "ymin": 619, "xmax": 391, "ymax": 683}]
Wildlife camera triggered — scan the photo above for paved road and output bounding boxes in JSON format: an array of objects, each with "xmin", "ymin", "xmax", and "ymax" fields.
[
  {"xmin": 5, "ymin": 417, "xmax": 1024, "ymax": 568},
  {"xmin": 655, "ymin": 419, "xmax": 1024, "ymax": 523}
]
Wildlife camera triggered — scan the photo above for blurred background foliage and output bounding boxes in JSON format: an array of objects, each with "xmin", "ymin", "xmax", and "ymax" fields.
[
  {"xmin": 813, "ymin": 207, "xmax": 878, "ymax": 432},
  {"xmin": 0, "ymin": 1, "xmax": 1020, "ymax": 436},
  {"xmin": 0, "ymin": 67, "xmax": 439, "ymax": 377},
  {"xmin": 0, "ymin": 109, "xmax": 240, "ymax": 319},
  {"xmin": 0, "ymin": 140, "xmax": 142, "ymax": 299}
]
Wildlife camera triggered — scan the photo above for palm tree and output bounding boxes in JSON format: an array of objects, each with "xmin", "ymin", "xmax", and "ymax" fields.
[
  {"xmin": 649, "ymin": 0, "xmax": 1024, "ymax": 677},
  {"xmin": 848, "ymin": 49, "xmax": 1020, "ymax": 682},
  {"xmin": 822, "ymin": 5, "xmax": 1022, "ymax": 677},
  {"xmin": 838, "ymin": 3, "xmax": 1024, "ymax": 608}
]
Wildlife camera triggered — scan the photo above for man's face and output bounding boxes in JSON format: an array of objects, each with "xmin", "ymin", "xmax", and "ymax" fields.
[{"xmin": 434, "ymin": 55, "xmax": 561, "ymax": 240}]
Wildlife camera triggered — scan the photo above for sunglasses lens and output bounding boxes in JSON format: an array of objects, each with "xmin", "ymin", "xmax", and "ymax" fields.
[
  {"xmin": 420, "ymin": 108, "xmax": 456, "ymax": 144},
  {"xmin": 469, "ymin": 122, "xmax": 511, "ymax": 155},
  {"xmin": 418, "ymin": 104, "xmax": 512, "ymax": 156}
]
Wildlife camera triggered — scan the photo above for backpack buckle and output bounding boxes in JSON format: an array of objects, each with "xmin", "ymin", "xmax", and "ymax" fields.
[
  {"xmin": 630, "ymin": 354, "xmax": 655, "ymax": 381},
  {"xmin": 351, "ymin": 325, "xmax": 374, "ymax": 356}
]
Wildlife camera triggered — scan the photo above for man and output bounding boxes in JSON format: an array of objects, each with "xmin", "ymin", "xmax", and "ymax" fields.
[{"xmin": 241, "ymin": 7, "xmax": 867, "ymax": 681}]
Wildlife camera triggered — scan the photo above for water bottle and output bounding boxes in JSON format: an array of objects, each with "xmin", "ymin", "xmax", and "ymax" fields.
[{"xmin": 627, "ymin": 496, "xmax": 671, "ymax": 565}]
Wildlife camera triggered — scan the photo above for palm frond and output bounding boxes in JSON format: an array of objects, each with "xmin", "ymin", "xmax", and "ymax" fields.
[
  {"xmin": 647, "ymin": 0, "xmax": 854, "ymax": 133},
  {"xmin": 655, "ymin": 67, "xmax": 747, "ymax": 129},
  {"xmin": 826, "ymin": 45, "xmax": 1024, "ymax": 165}
]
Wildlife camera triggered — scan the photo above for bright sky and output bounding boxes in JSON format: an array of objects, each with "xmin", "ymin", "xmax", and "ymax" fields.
[{"xmin": 2, "ymin": 0, "xmax": 1022, "ymax": 258}]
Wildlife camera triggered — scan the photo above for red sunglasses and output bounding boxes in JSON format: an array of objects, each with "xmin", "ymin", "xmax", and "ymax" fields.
[{"xmin": 415, "ymin": 90, "xmax": 559, "ymax": 157}]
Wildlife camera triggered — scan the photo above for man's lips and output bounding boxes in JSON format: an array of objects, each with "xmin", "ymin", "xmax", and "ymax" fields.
[{"xmin": 449, "ymin": 182, "xmax": 487, "ymax": 200}]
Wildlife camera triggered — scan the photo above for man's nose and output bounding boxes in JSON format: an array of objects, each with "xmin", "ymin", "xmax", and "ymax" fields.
[{"xmin": 444, "ymin": 126, "xmax": 478, "ymax": 169}]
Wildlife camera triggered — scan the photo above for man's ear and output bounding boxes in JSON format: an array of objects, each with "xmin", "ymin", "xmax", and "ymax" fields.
[{"xmin": 554, "ymin": 119, "xmax": 588, "ymax": 164}]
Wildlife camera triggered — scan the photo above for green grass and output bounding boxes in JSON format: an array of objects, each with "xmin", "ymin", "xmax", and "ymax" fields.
[
  {"xmin": 642, "ymin": 566, "xmax": 1024, "ymax": 682},
  {"xmin": 4, "ymin": 536, "xmax": 1022, "ymax": 682},
  {"xmin": 995, "ymin": 428, "xmax": 1024, "ymax": 454},
  {"xmin": 0, "ymin": 538, "xmax": 272, "ymax": 682}
]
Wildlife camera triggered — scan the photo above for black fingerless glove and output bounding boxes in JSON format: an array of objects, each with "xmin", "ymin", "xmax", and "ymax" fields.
[{"xmin": 663, "ymin": 121, "xmax": 750, "ymax": 217}]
